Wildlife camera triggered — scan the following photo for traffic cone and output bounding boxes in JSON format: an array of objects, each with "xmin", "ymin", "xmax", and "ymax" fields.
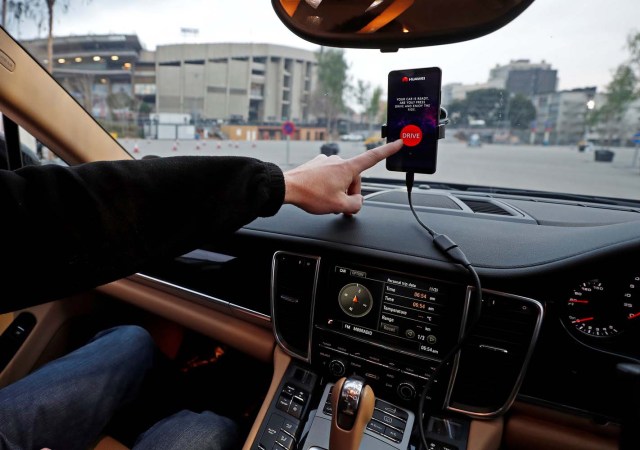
[
  {"xmin": 216, "ymin": 142, "xmax": 221, "ymax": 149},
  {"xmin": 172, "ymin": 142, "xmax": 178, "ymax": 151},
  {"xmin": 133, "ymin": 143, "xmax": 139, "ymax": 154}
]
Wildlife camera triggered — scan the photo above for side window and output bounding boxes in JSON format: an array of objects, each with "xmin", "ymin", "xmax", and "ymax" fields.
[{"xmin": 0, "ymin": 112, "xmax": 66, "ymax": 169}]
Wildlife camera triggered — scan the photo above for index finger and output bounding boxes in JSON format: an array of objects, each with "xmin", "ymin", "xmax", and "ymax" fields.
[{"xmin": 348, "ymin": 139, "xmax": 403, "ymax": 173}]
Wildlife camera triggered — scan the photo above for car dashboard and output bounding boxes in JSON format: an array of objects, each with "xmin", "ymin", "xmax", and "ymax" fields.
[{"xmin": 137, "ymin": 182, "xmax": 640, "ymax": 449}]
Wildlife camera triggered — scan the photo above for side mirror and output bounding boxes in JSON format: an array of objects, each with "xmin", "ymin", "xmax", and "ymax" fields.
[{"xmin": 272, "ymin": 0, "xmax": 535, "ymax": 51}]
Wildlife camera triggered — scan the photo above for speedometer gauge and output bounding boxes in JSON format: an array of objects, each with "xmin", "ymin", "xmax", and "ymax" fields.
[{"xmin": 566, "ymin": 276, "xmax": 640, "ymax": 337}]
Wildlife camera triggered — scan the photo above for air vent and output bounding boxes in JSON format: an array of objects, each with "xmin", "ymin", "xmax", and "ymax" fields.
[
  {"xmin": 458, "ymin": 198, "xmax": 513, "ymax": 216},
  {"xmin": 447, "ymin": 290, "xmax": 543, "ymax": 417},
  {"xmin": 271, "ymin": 251, "xmax": 320, "ymax": 362}
]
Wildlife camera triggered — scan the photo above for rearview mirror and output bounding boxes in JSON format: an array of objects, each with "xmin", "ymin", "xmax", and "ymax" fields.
[{"xmin": 272, "ymin": 0, "xmax": 535, "ymax": 51}]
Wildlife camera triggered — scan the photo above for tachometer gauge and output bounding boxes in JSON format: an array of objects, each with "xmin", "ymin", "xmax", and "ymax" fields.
[{"xmin": 566, "ymin": 276, "xmax": 639, "ymax": 337}]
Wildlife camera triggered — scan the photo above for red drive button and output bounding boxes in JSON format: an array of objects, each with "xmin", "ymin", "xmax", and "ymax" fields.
[{"xmin": 400, "ymin": 125, "xmax": 422, "ymax": 147}]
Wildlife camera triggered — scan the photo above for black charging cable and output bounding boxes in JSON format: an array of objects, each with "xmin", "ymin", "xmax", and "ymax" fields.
[{"xmin": 405, "ymin": 171, "xmax": 483, "ymax": 450}]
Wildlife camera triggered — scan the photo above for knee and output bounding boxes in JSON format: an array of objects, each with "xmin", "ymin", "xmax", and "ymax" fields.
[
  {"xmin": 134, "ymin": 410, "xmax": 239, "ymax": 450},
  {"xmin": 92, "ymin": 325, "xmax": 156, "ymax": 366}
]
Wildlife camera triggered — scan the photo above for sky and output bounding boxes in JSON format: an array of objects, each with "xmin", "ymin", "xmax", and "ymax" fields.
[{"xmin": 7, "ymin": 0, "xmax": 640, "ymax": 95}]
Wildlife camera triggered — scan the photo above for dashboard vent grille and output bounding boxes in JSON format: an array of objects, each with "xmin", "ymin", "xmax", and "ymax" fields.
[
  {"xmin": 458, "ymin": 198, "xmax": 513, "ymax": 215},
  {"xmin": 448, "ymin": 291, "xmax": 542, "ymax": 416}
]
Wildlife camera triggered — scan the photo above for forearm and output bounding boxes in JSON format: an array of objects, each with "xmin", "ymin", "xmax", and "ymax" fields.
[{"xmin": 0, "ymin": 156, "xmax": 284, "ymax": 309}]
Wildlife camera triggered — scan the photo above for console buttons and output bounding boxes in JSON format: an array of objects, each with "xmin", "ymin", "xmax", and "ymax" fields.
[
  {"xmin": 405, "ymin": 329, "xmax": 416, "ymax": 339},
  {"xmin": 281, "ymin": 418, "xmax": 299, "ymax": 437},
  {"xmin": 288, "ymin": 401, "xmax": 304, "ymax": 419},
  {"xmin": 276, "ymin": 395, "xmax": 291, "ymax": 412},
  {"xmin": 259, "ymin": 414, "xmax": 284, "ymax": 450},
  {"xmin": 384, "ymin": 426, "xmax": 403, "ymax": 442},
  {"xmin": 397, "ymin": 382, "xmax": 417, "ymax": 401},
  {"xmin": 367, "ymin": 418, "xmax": 404, "ymax": 443},
  {"xmin": 373, "ymin": 409, "xmax": 406, "ymax": 431},
  {"xmin": 349, "ymin": 359, "xmax": 365, "ymax": 371},
  {"xmin": 363, "ymin": 371, "xmax": 381, "ymax": 382},
  {"xmin": 323, "ymin": 401, "xmax": 333, "ymax": 415},
  {"xmin": 328, "ymin": 359, "xmax": 346, "ymax": 377},
  {"xmin": 277, "ymin": 383, "xmax": 308, "ymax": 420},
  {"xmin": 375, "ymin": 399, "xmax": 409, "ymax": 421},
  {"xmin": 381, "ymin": 323, "xmax": 399, "ymax": 334},
  {"xmin": 293, "ymin": 390, "xmax": 307, "ymax": 404},
  {"xmin": 282, "ymin": 383, "xmax": 296, "ymax": 397},
  {"xmin": 275, "ymin": 431, "xmax": 294, "ymax": 450},
  {"xmin": 366, "ymin": 419, "xmax": 386, "ymax": 435}
]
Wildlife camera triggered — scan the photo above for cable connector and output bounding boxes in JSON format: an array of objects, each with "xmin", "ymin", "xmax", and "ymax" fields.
[
  {"xmin": 433, "ymin": 234, "xmax": 471, "ymax": 267},
  {"xmin": 405, "ymin": 172, "xmax": 414, "ymax": 194}
]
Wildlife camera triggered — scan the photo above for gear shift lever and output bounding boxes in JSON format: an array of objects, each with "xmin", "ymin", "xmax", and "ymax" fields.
[{"xmin": 329, "ymin": 376, "xmax": 375, "ymax": 450}]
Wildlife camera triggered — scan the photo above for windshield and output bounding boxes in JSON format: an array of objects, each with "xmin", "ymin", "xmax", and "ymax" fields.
[{"xmin": 4, "ymin": 0, "xmax": 640, "ymax": 201}]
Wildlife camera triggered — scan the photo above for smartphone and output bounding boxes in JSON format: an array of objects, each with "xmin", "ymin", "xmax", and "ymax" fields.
[{"xmin": 385, "ymin": 67, "xmax": 442, "ymax": 174}]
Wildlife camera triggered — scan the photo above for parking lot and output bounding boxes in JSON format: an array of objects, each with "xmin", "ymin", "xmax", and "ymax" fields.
[{"xmin": 118, "ymin": 138, "xmax": 640, "ymax": 201}]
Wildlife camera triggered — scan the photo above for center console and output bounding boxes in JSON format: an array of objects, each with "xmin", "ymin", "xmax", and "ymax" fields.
[{"xmin": 265, "ymin": 250, "xmax": 544, "ymax": 450}]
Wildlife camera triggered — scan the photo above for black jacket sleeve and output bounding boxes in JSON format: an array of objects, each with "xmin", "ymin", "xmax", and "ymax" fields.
[{"xmin": 0, "ymin": 155, "xmax": 285, "ymax": 310}]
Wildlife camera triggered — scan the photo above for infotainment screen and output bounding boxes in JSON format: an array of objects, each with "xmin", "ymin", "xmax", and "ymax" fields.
[{"xmin": 315, "ymin": 263, "xmax": 469, "ymax": 362}]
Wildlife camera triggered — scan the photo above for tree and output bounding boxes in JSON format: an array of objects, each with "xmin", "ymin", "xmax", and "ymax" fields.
[
  {"xmin": 353, "ymin": 79, "xmax": 371, "ymax": 124},
  {"xmin": 447, "ymin": 89, "xmax": 507, "ymax": 127},
  {"xmin": 590, "ymin": 64, "xmax": 637, "ymax": 145},
  {"xmin": 367, "ymin": 85, "xmax": 384, "ymax": 131},
  {"xmin": 62, "ymin": 73, "xmax": 94, "ymax": 111},
  {"xmin": 313, "ymin": 47, "xmax": 350, "ymax": 138},
  {"xmin": 3, "ymin": 1, "xmax": 37, "ymax": 31},
  {"xmin": 36, "ymin": 0, "xmax": 71, "ymax": 73},
  {"xmin": 508, "ymin": 94, "xmax": 537, "ymax": 129},
  {"xmin": 5, "ymin": 0, "xmax": 82, "ymax": 73}
]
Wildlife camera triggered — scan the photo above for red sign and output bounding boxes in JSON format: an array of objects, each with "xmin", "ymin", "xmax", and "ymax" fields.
[
  {"xmin": 282, "ymin": 121, "xmax": 295, "ymax": 136},
  {"xmin": 400, "ymin": 124, "xmax": 422, "ymax": 147}
]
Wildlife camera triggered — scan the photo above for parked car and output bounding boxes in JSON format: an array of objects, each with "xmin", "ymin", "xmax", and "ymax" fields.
[
  {"xmin": 320, "ymin": 142, "xmax": 340, "ymax": 155},
  {"xmin": 339, "ymin": 133, "xmax": 365, "ymax": 141},
  {"xmin": 364, "ymin": 133, "xmax": 385, "ymax": 150},
  {"xmin": 1, "ymin": 1, "xmax": 640, "ymax": 450}
]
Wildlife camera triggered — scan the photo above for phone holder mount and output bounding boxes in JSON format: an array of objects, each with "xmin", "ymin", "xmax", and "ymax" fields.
[{"xmin": 381, "ymin": 106, "xmax": 449, "ymax": 141}]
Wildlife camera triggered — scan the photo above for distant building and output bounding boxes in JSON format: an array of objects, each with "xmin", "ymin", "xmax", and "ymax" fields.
[
  {"xmin": 442, "ymin": 82, "xmax": 494, "ymax": 106},
  {"xmin": 532, "ymin": 87, "xmax": 596, "ymax": 145},
  {"xmin": 442, "ymin": 59, "xmax": 557, "ymax": 106},
  {"xmin": 489, "ymin": 59, "xmax": 557, "ymax": 97},
  {"xmin": 22, "ymin": 34, "xmax": 154, "ymax": 120},
  {"xmin": 155, "ymin": 43, "xmax": 317, "ymax": 124},
  {"xmin": 22, "ymin": 36, "xmax": 319, "ymax": 129}
]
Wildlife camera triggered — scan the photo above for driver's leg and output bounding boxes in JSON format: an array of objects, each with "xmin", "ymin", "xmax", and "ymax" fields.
[
  {"xmin": 0, "ymin": 325, "xmax": 156, "ymax": 450},
  {"xmin": 132, "ymin": 409, "xmax": 239, "ymax": 450}
]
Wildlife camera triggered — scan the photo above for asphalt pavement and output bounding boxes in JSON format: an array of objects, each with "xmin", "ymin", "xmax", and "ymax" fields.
[{"xmin": 118, "ymin": 138, "xmax": 640, "ymax": 201}]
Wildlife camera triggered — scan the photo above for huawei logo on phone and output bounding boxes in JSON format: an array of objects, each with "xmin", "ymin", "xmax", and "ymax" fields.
[{"xmin": 401, "ymin": 76, "xmax": 409, "ymax": 82}]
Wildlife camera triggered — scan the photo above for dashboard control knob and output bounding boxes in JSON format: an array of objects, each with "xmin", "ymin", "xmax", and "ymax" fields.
[
  {"xmin": 329, "ymin": 359, "xmax": 347, "ymax": 377},
  {"xmin": 397, "ymin": 382, "xmax": 417, "ymax": 400}
]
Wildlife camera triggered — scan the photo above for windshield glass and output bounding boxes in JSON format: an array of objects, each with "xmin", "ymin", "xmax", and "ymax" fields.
[{"xmin": 4, "ymin": 0, "xmax": 640, "ymax": 201}]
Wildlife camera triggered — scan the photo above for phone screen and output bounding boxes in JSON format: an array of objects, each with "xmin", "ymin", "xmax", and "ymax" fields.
[{"xmin": 385, "ymin": 67, "xmax": 442, "ymax": 174}]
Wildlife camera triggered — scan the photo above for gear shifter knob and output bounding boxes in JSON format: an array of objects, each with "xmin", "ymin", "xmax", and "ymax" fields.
[{"xmin": 329, "ymin": 376, "xmax": 375, "ymax": 450}]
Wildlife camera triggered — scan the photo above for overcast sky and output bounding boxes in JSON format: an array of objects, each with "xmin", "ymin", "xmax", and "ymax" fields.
[{"xmin": 8, "ymin": 0, "xmax": 640, "ymax": 94}]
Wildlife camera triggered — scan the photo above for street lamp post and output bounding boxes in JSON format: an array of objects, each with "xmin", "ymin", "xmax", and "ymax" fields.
[{"xmin": 580, "ymin": 99, "xmax": 596, "ymax": 151}]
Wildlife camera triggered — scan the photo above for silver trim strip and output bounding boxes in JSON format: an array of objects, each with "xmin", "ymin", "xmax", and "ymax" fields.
[
  {"xmin": 129, "ymin": 273, "xmax": 271, "ymax": 325},
  {"xmin": 270, "ymin": 251, "xmax": 321, "ymax": 363},
  {"xmin": 445, "ymin": 288, "xmax": 544, "ymax": 419}
]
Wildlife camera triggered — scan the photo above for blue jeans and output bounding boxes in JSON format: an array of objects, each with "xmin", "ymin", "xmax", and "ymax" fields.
[{"xmin": 0, "ymin": 325, "xmax": 239, "ymax": 450}]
